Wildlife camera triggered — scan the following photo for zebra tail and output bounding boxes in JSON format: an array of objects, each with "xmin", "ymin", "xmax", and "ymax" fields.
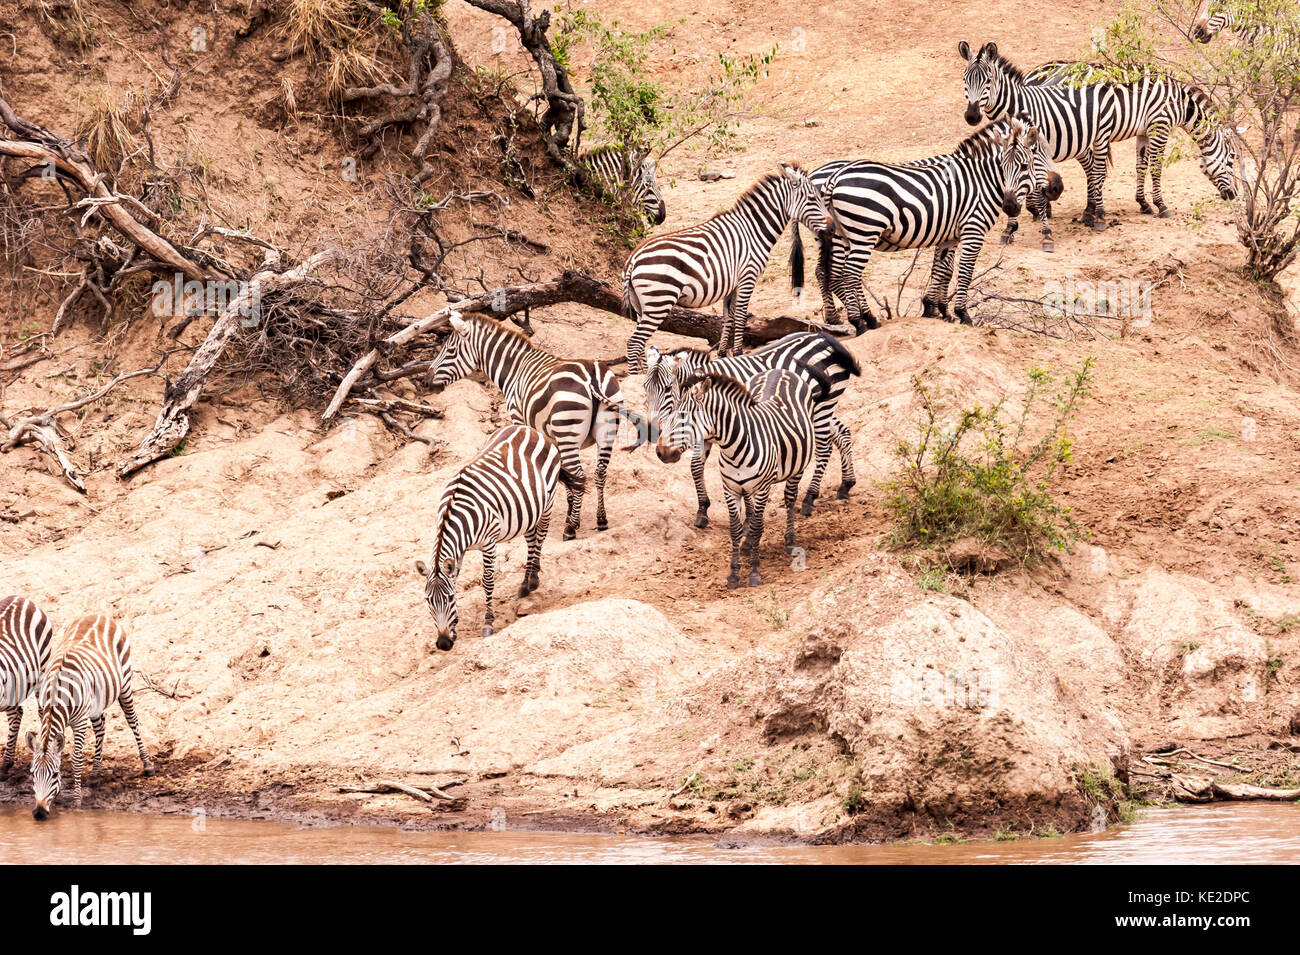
[
  {"xmin": 805, "ymin": 365, "xmax": 836, "ymax": 404},
  {"xmin": 814, "ymin": 328, "xmax": 862, "ymax": 378},
  {"xmin": 789, "ymin": 221, "xmax": 805, "ymax": 298},
  {"xmin": 817, "ymin": 230, "xmax": 834, "ymax": 304},
  {"xmin": 598, "ymin": 394, "xmax": 653, "ymax": 451}
]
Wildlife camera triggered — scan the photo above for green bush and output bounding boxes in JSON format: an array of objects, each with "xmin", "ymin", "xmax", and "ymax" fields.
[{"xmin": 883, "ymin": 358, "xmax": 1095, "ymax": 565}]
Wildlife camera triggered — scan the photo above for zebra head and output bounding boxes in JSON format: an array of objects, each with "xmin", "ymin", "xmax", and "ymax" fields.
[
  {"xmin": 429, "ymin": 312, "xmax": 475, "ymax": 391},
  {"xmin": 645, "ymin": 347, "xmax": 710, "ymax": 462},
  {"xmin": 424, "ymin": 554, "xmax": 460, "ymax": 651},
  {"xmin": 25, "ymin": 729, "xmax": 62, "ymax": 819},
  {"xmin": 1196, "ymin": 123, "xmax": 1238, "ymax": 200},
  {"xmin": 635, "ymin": 156, "xmax": 667, "ymax": 225},
  {"xmin": 991, "ymin": 117, "xmax": 1047, "ymax": 218},
  {"xmin": 780, "ymin": 163, "xmax": 849, "ymax": 242},
  {"xmin": 959, "ymin": 40, "xmax": 1001, "ymax": 125},
  {"xmin": 1191, "ymin": 0, "xmax": 1218, "ymax": 42}
]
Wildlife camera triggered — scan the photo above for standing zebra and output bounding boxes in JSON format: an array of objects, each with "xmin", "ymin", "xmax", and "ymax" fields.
[
  {"xmin": 644, "ymin": 329, "xmax": 859, "ymax": 525},
  {"xmin": 660, "ymin": 369, "xmax": 820, "ymax": 589},
  {"xmin": 430, "ymin": 312, "xmax": 649, "ymax": 540},
  {"xmin": 424, "ymin": 424, "xmax": 566, "ymax": 650},
  {"xmin": 961, "ymin": 41, "xmax": 1120, "ymax": 231},
  {"xmin": 1191, "ymin": 0, "xmax": 1297, "ymax": 45},
  {"xmin": 580, "ymin": 146, "xmax": 667, "ymax": 224},
  {"xmin": 803, "ymin": 115, "xmax": 1057, "ymax": 330},
  {"xmin": 1, "ymin": 596, "xmax": 54, "ymax": 776},
  {"xmin": 27, "ymin": 614, "xmax": 155, "ymax": 819},
  {"xmin": 1023, "ymin": 61, "xmax": 1238, "ymax": 217},
  {"xmin": 621, "ymin": 163, "xmax": 849, "ymax": 370}
]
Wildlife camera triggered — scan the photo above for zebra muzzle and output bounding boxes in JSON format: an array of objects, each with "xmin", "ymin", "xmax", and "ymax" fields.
[
  {"xmin": 655, "ymin": 437, "xmax": 683, "ymax": 464},
  {"xmin": 1044, "ymin": 172, "xmax": 1064, "ymax": 202},
  {"xmin": 964, "ymin": 103, "xmax": 983, "ymax": 126},
  {"xmin": 435, "ymin": 633, "xmax": 455, "ymax": 652},
  {"xmin": 1002, "ymin": 192, "xmax": 1023, "ymax": 217},
  {"xmin": 32, "ymin": 802, "xmax": 50, "ymax": 821}
]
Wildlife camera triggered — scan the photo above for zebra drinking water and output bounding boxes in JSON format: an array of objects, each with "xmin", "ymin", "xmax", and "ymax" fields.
[
  {"xmin": 424, "ymin": 424, "xmax": 567, "ymax": 650},
  {"xmin": 643, "ymin": 330, "xmax": 859, "ymax": 525},
  {"xmin": 430, "ymin": 312, "xmax": 649, "ymax": 540},
  {"xmin": 800, "ymin": 116, "xmax": 1057, "ymax": 330},
  {"xmin": 28, "ymin": 614, "xmax": 155, "ymax": 819},
  {"xmin": 660, "ymin": 369, "xmax": 822, "ymax": 590},
  {"xmin": 580, "ymin": 146, "xmax": 667, "ymax": 224},
  {"xmin": 1, "ymin": 596, "xmax": 54, "ymax": 776},
  {"xmin": 621, "ymin": 163, "xmax": 849, "ymax": 370}
]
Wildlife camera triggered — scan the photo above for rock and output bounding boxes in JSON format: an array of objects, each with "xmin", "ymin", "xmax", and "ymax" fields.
[
  {"xmin": 943, "ymin": 537, "xmax": 1014, "ymax": 573},
  {"xmin": 698, "ymin": 168, "xmax": 736, "ymax": 182}
]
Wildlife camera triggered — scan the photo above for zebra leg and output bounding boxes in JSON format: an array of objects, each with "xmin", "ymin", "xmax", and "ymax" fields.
[
  {"xmin": 800, "ymin": 418, "xmax": 833, "ymax": 516},
  {"xmin": 691, "ymin": 440, "xmax": 712, "ymax": 528},
  {"xmin": 521, "ymin": 514, "xmax": 548, "ymax": 597},
  {"xmin": 729, "ymin": 273, "xmax": 758, "ymax": 357},
  {"xmin": 1036, "ymin": 197, "xmax": 1056, "ymax": 253},
  {"xmin": 1082, "ymin": 143, "xmax": 1111, "ymax": 231},
  {"xmin": 560, "ymin": 448, "xmax": 586, "ymax": 540},
  {"xmin": 1135, "ymin": 133, "xmax": 1154, "ymax": 214},
  {"xmin": 594, "ymin": 438, "xmax": 613, "ymax": 532},
  {"xmin": 626, "ymin": 307, "xmax": 666, "ymax": 373},
  {"xmin": 949, "ymin": 229, "xmax": 986, "ymax": 326},
  {"xmin": 90, "ymin": 715, "xmax": 105, "ymax": 774},
  {"xmin": 1, "ymin": 706, "xmax": 21, "ymax": 774},
  {"xmin": 724, "ymin": 486, "xmax": 745, "ymax": 590},
  {"xmin": 783, "ymin": 477, "xmax": 800, "ymax": 554},
  {"xmin": 745, "ymin": 485, "xmax": 772, "ymax": 588},
  {"xmin": 922, "ymin": 247, "xmax": 956, "ymax": 319},
  {"xmin": 71, "ymin": 721, "xmax": 87, "ymax": 807},
  {"xmin": 837, "ymin": 240, "xmax": 881, "ymax": 332},
  {"xmin": 1147, "ymin": 123, "xmax": 1172, "ymax": 217},
  {"xmin": 480, "ymin": 541, "xmax": 498, "ymax": 636},
  {"xmin": 118, "ymin": 688, "xmax": 155, "ymax": 776},
  {"xmin": 832, "ymin": 415, "xmax": 856, "ymax": 498}
]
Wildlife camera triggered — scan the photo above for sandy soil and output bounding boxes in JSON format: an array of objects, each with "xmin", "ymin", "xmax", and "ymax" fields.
[{"xmin": 0, "ymin": 0, "xmax": 1297, "ymax": 841}]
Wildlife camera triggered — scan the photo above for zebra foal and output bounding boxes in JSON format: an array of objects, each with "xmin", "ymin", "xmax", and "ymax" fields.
[
  {"xmin": 424, "ymin": 424, "xmax": 566, "ymax": 650},
  {"xmin": 1, "ymin": 596, "xmax": 54, "ymax": 776},
  {"xmin": 621, "ymin": 163, "xmax": 848, "ymax": 370},
  {"xmin": 661, "ymin": 369, "xmax": 821, "ymax": 590},
  {"xmin": 28, "ymin": 614, "xmax": 155, "ymax": 819},
  {"xmin": 430, "ymin": 312, "xmax": 649, "ymax": 540}
]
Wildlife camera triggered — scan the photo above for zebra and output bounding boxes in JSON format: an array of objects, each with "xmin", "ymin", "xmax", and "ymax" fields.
[
  {"xmin": 1, "ymin": 596, "xmax": 54, "ymax": 776},
  {"xmin": 798, "ymin": 115, "xmax": 1057, "ymax": 331},
  {"xmin": 1191, "ymin": 0, "xmax": 1297, "ymax": 46},
  {"xmin": 660, "ymin": 369, "xmax": 821, "ymax": 590},
  {"xmin": 424, "ymin": 424, "xmax": 567, "ymax": 650},
  {"xmin": 621, "ymin": 163, "xmax": 849, "ymax": 371},
  {"xmin": 430, "ymin": 312, "xmax": 649, "ymax": 540},
  {"xmin": 27, "ymin": 614, "xmax": 155, "ymax": 819},
  {"xmin": 961, "ymin": 40, "xmax": 1120, "ymax": 232},
  {"xmin": 580, "ymin": 146, "xmax": 667, "ymax": 224},
  {"xmin": 643, "ymin": 329, "xmax": 860, "ymax": 526},
  {"xmin": 1022, "ymin": 61, "xmax": 1238, "ymax": 217}
]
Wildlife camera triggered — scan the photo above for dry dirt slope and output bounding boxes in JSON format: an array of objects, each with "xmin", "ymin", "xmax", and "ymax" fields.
[{"xmin": 0, "ymin": 0, "xmax": 1298, "ymax": 839}]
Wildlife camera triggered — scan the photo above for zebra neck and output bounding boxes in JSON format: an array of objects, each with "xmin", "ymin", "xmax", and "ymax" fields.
[
  {"xmin": 988, "ymin": 71, "xmax": 1025, "ymax": 120},
  {"xmin": 720, "ymin": 181, "xmax": 790, "ymax": 247},
  {"xmin": 433, "ymin": 494, "xmax": 484, "ymax": 570},
  {"xmin": 477, "ymin": 327, "xmax": 548, "ymax": 395}
]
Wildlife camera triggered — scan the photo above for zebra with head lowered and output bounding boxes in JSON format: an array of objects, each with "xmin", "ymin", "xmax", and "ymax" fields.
[
  {"xmin": 580, "ymin": 146, "xmax": 667, "ymax": 224},
  {"xmin": 1, "ymin": 596, "xmax": 54, "ymax": 776},
  {"xmin": 644, "ymin": 330, "xmax": 859, "ymax": 526},
  {"xmin": 660, "ymin": 368, "xmax": 823, "ymax": 590},
  {"xmin": 1022, "ymin": 62, "xmax": 1238, "ymax": 218},
  {"xmin": 621, "ymin": 163, "xmax": 849, "ymax": 370},
  {"xmin": 28, "ymin": 614, "xmax": 155, "ymax": 819},
  {"xmin": 798, "ymin": 115, "xmax": 1058, "ymax": 331},
  {"xmin": 424, "ymin": 425, "xmax": 568, "ymax": 651},
  {"xmin": 1191, "ymin": 0, "xmax": 1298, "ymax": 46},
  {"xmin": 430, "ymin": 312, "xmax": 649, "ymax": 540}
]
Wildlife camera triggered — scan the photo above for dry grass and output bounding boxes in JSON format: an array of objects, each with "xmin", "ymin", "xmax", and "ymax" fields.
[
  {"xmin": 74, "ymin": 86, "xmax": 145, "ymax": 177},
  {"xmin": 275, "ymin": 0, "xmax": 397, "ymax": 99}
]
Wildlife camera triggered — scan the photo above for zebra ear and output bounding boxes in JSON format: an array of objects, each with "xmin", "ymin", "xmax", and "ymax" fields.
[
  {"xmin": 24, "ymin": 730, "xmax": 37, "ymax": 753},
  {"xmin": 415, "ymin": 559, "xmax": 428, "ymax": 578},
  {"xmin": 449, "ymin": 311, "xmax": 468, "ymax": 334},
  {"xmin": 439, "ymin": 556, "xmax": 457, "ymax": 578},
  {"xmin": 778, "ymin": 162, "xmax": 801, "ymax": 182},
  {"xmin": 646, "ymin": 345, "xmax": 660, "ymax": 371},
  {"xmin": 982, "ymin": 41, "xmax": 998, "ymax": 60},
  {"xmin": 958, "ymin": 40, "xmax": 971, "ymax": 60}
]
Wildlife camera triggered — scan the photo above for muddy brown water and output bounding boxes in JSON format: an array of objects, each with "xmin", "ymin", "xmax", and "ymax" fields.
[{"xmin": 1, "ymin": 803, "xmax": 1297, "ymax": 863}]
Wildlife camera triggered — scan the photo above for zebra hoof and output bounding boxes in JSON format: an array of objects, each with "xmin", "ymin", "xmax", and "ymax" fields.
[
  {"xmin": 596, "ymin": 520, "xmax": 608, "ymax": 532},
  {"xmin": 799, "ymin": 503, "xmax": 814, "ymax": 517},
  {"xmin": 1091, "ymin": 218, "xmax": 1109, "ymax": 232},
  {"xmin": 1138, "ymin": 203, "xmax": 1154, "ymax": 215},
  {"xmin": 785, "ymin": 541, "xmax": 797, "ymax": 555},
  {"xmin": 694, "ymin": 513, "xmax": 709, "ymax": 529},
  {"xmin": 518, "ymin": 584, "xmax": 531, "ymax": 598},
  {"xmin": 562, "ymin": 527, "xmax": 577, "ymax": 541},
  {"xmin": 998, "ymin": 233, "xmax": 1013, "ymax": 246},
  {"xmin": 748, "ymin": 573, "xmax": 762, "ymax": 588},
  {"xmin": 921, "ymin": 300, "xmax": 940, "ymax": 318},
  {"xmin": 1041, "ymin": 240, "xmax": 1055, "ymax": 253},
  {"xmin": 726, "ymin": 575, "xmax": 741, "ymax": 590},
  {"xmin": 1158, "ymin": 208, "xmax": 1173, "ymax": 219},
  {"xmin": 143, "ymin": 767, "xmax": 157, "ymax": 778},
  {"xmin": 836, "ymin": 482, "xmax": 854, "ymax": 500},
  {"xmin": 481, "ymin": 625, "xmax": 494, "ymax": 637},
  {"xmin": 954, "ymin": 308, "xmax": 973, "ymax": 326}
]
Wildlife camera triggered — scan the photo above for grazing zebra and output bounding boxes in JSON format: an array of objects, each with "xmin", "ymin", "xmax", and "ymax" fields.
[
  {"xmin": 1023, "ymin": 61, "xmax": 1238, "ymax": 217},
  {"xmin": 430, "ymin": 312, "xmax": 649, "ymax": 540},
  {"xmin": 1191, "ymin": 0, "xmax": 1297, "ymax": 46},
  {"xmin": 643, "ymin": 329, "xmax": 860, "ymax": 525},
  {"xmin": 660, "ymin": 369, "xmax": 821, "ymax": 589},
  {"xmin": 961, "ymin": 41, "xmax": 1120, "ymax": 231},
  {"xmin": 621, "ymin": 163, "xmax": 849, "ymax": 370},
  {"xmin": 580, "ymin": 146, "xmax": 667, "ymax": 224},
  {"xmin": 800, "ymin": 116, "xmax": 1057, "ymax": 331},
  {"xmin": 1, "ymin": 596, "xmax": 54, "ymax": 776},
  {"xmin": 424, "ymin": 424, "xmax": 566, "ymax": 650},
  {"xmin": 27, "ymin": 614, "xmax": 155, "ymax": 819}
]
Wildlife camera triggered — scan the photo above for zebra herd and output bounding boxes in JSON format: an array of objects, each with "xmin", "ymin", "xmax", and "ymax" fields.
[{"xmin": 0, "ymin": 597, "xmax": 154, "ymax": 818}]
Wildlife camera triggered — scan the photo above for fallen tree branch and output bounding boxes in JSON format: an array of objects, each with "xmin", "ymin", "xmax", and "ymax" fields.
[{"xmin": 338, "ymin": 778, "xmax": 457, "ymax": 802}]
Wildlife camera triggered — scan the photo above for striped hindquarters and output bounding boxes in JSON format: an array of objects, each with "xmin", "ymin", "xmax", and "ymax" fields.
[{"xmin": 0, "ymin": 596, "xmax": 54, "ymax": 709}]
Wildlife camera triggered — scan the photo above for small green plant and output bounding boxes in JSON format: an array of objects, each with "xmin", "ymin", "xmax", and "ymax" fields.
[
  {"xmin": 1036, "ymin": 825, "xmax": 1063, "ymax": 839},
  {"xmin": 1266, "ymin": 649, "xmax": 1284, "ymax": 680},
  {"xmin": 918, "ymin": 567, "xmax": 948, "ymax": 592},
  {"xmin": 841, "ymin": 785, "xmax": 866, "ymax": 815},
  {"xmin": 168, "ymin": 439, "xmax": 189, "ymax": 458},
  {"xmin": 994, "ymin": 828, "xmax": 1019, "ymax": 842},
  {"xmin": 883, "ymin": 358, "xmax": 1095, "ymax": 564},
  {"xmin": 746, "ymin": 587, "xmax": 789, "ymax": 630},
  {"xmin": 1277, "ymin": 614, "xmax": 1299, "ymax": 632}
]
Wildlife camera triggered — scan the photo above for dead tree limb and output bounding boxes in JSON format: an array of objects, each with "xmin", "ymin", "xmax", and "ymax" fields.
[
  {"xmin": 338, "ymin": 778, "xmax": 457, "ymax": 802},
  {"xmin": 119, "ymin": 250, "xmax": 340, "ymax": 476}
]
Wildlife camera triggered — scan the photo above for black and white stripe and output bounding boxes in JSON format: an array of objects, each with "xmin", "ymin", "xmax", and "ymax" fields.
[
  {"xmin": 1191, "ymin": 0, "xmax": 1297, "ymax": 46},
  {"xmin": 0, "ymin": 596, "xmax": 54, "ymax": 776},
  {"xmin": 581, "ymin": 146, "xmax": 667, "ymax": 224},
  {"xmin": 800, "ymin": 116, "xmax": 1056, "ymax": 330},
  {"xmin": 28, "ymin": 614, "xmax": 154, "ymax": 819},
  {"xmin": 621, "ymin": 163, "xmax": 849, "ymax": 369},
  {"xmin": 644, "ymin": 330, "xmax": 859, "ymax": 526},
  {"xmin": 431, "ymin": 312, "xmax": 648, "ymax": 539},
  {"xmin": 660, "ymin": 368, "xmax": 822, "ymax": 590},
  {"xmin": 424, "ymin": 424, "xmax": 566, "ymax": 650}
]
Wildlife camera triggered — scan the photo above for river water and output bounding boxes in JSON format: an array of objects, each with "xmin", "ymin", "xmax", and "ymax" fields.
[{"xmin": 1, "ymin": 802, "xmax": 1297, "ymax": 863}]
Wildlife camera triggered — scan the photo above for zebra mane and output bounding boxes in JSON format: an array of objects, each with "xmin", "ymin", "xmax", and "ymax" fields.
[
  {"xmin": 430, "ymin": 484, "xmax": 460, "ymax": 576},
  {"xmin": 681, "ymin": 370, "xmax": 757, "ymax": 406},
  {"xmin": 457, "ymin": 312, "xmax": 539, "ymax": 351},
  {"xmin": 952, "ymin": 123, "xmax": 1008, "ymax": 158},
  {"xmin": 732, "ymin": 168, "xmax": 803, "ymax": 213},
  {"xmin": 985, "ymin": 49, "xmax": 1028, "ymax": 84}
]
